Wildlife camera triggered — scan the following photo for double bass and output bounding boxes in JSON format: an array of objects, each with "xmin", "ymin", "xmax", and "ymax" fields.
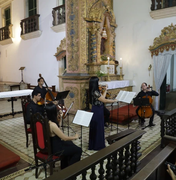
[
  {"xmin": 138, "ymin": 85, "xmax": 153, "ymax": 119},
  {"xmin": 38, "ymin": 74, "xmax": 67, "ymax": 119}
]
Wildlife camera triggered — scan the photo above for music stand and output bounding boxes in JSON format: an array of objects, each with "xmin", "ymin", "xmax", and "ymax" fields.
[
  {"xmin": 19, "ymin": 67, "xmax": 25, "ymax": 84},
  {"xmin": 56, "ymin": 90, "xmax": 70, "ymax": 101},
  {"xmin": 133, "ymin": 97, "xmax": 150, "ymax": 129}
]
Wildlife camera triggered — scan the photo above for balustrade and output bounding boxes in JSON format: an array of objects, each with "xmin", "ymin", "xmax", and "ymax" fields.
[
  {"xmin": 151, "ymin": 0, "xmax": 176, "ymax": 10},
  {"xmin": 45, "ymin": 130, "xmax": 145, "ymax": 180},
  {"xmin": 52, "ymin": 5, "xmax": 65, "ymax": 26},
  {"xmin": 158, "ymin": 108, "xmax": 176, "ymax": 147},
  {"xmin": 0, "ymin": 25, "xmax": 11, "ymax": 41},
  {"xmin": 20, "ymin": 14, "xmax": 40, "ymax": 35}
]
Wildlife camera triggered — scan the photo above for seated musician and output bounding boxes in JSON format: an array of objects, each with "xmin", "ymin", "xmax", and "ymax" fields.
[
  {"xmin": 34, "ymin": 77, "xmax": 47, "ymax": 99},
  {"xmin": 136, "ymin": 82, "xmax": 159, "ymax": 127},
  {"xmin": 45, "ymin": 103, "xmax": 82, "ymax": 169},
  {"xmin": 26, "ymin": 89, "xmax": 44, "ymax": 124}
]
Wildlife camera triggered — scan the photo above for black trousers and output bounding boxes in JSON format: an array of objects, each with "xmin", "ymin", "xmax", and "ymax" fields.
[
  {"xmin": 104, "ymin": 105, "xmax": 110, "ymax": 123},
  {"xmin": 136, "ymin": 105, "xmax": 155, "ymax": 125},
  {"xmin": 61, "ymin": 141, "xmax": 82, "ymax": 169}
]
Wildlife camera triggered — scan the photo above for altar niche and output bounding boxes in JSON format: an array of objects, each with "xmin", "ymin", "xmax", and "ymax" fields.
[{"xmin": 85, "ymin": 0, "xmax": 117, "ymax": 76}]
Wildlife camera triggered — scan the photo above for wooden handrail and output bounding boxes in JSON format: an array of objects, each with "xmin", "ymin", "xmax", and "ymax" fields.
[
  {"xmin": 46, "ymin": 130, "xmax": 145, "ymax": 180},
  {"xmin": 159, "ymin": 108, "xmax": 176, "ymax": 147},
  {"xmin": 131, "ymin": 143, "xmax": 176, "ymax": 180}
]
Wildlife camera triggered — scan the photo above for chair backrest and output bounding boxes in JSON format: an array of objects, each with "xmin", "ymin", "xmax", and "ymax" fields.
[
  {"xmin": 31, "ymin": 112, "xmax": 52, "ymax": 157},
  {"xmin": 21, "ymin": 95, "xmax": 31, "ymax": 126}
]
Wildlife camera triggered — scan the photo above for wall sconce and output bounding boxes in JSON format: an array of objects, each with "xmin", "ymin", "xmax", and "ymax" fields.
[{"xmin": 148, "ymin": 64, "xmax": 152, "ymax": 76}]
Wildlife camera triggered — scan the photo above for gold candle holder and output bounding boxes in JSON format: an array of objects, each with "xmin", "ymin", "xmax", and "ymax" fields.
[
  {"xmin": 107, "ymin": 67, "xmax": 111, "ymax": 81},
  {"xmin": 120, "ymin": 67, "xmax": 123, "ymax": 80}
]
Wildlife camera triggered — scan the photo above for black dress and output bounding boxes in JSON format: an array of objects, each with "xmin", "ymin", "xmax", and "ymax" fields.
[
  {"xmin": 89, "ymin": 91, "xmax": 105, "ymax": 150},
  {"xmin": 50, "ymin": 134, "xmax": 82, "ymax": 169}
]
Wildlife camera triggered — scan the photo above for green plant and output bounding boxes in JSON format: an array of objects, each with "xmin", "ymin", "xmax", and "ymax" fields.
[{"xmin": 97, "ymin": 70, "xmax": 106, "ymax": 77}]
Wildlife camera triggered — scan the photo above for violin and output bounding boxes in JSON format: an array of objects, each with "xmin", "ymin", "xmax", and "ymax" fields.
[
  {"xmin": 138, "ymin": 85, "xmax": 153, "ymax": 118},
  {"xmin": 99, "ymin": 84, "xmax": 111, "ymax": 99}
]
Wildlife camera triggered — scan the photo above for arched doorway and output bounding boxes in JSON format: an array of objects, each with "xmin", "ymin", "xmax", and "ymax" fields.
[{"xmin": 149, "ymin": 23, "xmax": 176, "ymax": 110}]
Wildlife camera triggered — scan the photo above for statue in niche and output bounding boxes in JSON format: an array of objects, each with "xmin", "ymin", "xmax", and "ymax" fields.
[{"xmin": 100, "ymin": 26, "xmax": 107, "ymax": 55}]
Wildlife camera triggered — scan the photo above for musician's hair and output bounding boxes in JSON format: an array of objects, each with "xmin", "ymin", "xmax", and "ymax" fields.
[
  {"xmin": 45, "ymin": 103, "xmax": 57, "ymax": 123},
  {"xmin": 32, "ymin": 89, "xmax": 41, "ymax": 98},
  {"xmin": 37, "ymin": 77, "xmax": 44, "ymax": 82},
  {"xmin": 89, "ymin": 76, "xmax": 100, "ymax": 104}
]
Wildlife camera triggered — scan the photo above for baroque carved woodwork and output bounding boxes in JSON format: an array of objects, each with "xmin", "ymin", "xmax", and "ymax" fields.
[{"xmin": 149, "ymin": 23, "xmax": 176, "ymax": 56}]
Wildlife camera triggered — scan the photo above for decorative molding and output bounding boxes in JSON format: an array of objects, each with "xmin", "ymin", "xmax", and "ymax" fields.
[
  {"xmin": 0, "ymin": 0, "xmax": 13, "ymax": 7},
  {"xmin": 21, "ymin": 30, "xmax": 42, "ymax": 40},
  {"xmin": 51, "ymin": 23, "xmax": 66, "ymax": 33},
  {"xmin": 84, "ymin": 0, "xmax": 117, "ymax": 27},
  {"xmin": 55, "ymin": 38, "xmax": 66, "ymax": 60},
  {"xmin": 150, "ymin": 6, "xmax": 176, "ymax": 20},
  {"xmin": 149, "ymin": 23, "xmax": 176, "ymax": 56},
  {"xmin": 0, "ymin": 38, "xmax": 13, "ymax": 45}
]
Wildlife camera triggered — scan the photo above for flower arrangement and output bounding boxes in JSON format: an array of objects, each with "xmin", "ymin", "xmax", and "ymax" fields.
[
  {"xmin": 97, "ymin": 70, "xmax": 106, "ymax": 77},
  {"xmin": 101, "ymin": 54, "xmax": 114, "ymax": 61}
]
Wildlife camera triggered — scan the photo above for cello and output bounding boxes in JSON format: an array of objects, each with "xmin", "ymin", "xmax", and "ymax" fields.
[
  {"xmin": 138, "ymin": 85, "xmax": 153, "ymax": 119},
  {"xmin": 38, "ymin": 74, "xmax": 67, "ymax": 118}
]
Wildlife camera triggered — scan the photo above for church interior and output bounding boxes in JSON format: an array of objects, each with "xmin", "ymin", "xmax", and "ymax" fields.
[{"xmin": 0, "ymin": 0, "xmax": 176, "ymax": 179}]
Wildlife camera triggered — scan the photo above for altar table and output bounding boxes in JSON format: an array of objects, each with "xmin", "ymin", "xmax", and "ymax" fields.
[{"xmin": 0, "ymin": 89, "xmax": 33, "ymax": 118}]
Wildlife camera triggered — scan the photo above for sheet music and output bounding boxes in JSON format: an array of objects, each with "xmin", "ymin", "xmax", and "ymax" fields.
[
  {"xmin": 73, "ymin": 110, "xmax": 93, "ymax": 127},
  {"xmin": 116, "ymin": 90, "xmax": 136, "ymax": 103}
]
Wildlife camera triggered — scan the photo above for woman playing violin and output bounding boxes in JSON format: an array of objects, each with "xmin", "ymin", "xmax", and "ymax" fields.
[{"xmin": 136, "ymin": 82, "xmax": 159, "ymax": 127}]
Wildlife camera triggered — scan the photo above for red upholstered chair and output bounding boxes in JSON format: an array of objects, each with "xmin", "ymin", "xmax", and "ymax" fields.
[
  {"xmin": 31, "ymin": 112, "xmax": 61, "ymax": 178},
  {"xmin": 21, "ymin": 95, "xmax": 32, "ymax": 148}
]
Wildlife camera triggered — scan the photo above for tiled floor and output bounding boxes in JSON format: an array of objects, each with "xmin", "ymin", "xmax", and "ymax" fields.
[{"xmin": 0, "ymin": 98, "xmax": 161, "ymax": 180}]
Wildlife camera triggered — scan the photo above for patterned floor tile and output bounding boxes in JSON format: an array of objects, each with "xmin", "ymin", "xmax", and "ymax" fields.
[{"xmin": 0, "ymin": 99, "xmax": 161, "ymax": 180}]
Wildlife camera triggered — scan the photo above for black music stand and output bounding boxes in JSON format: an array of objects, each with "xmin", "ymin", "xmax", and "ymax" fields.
[
  {"xmin": 133, "ymin": 97, "xmax": 150, "ymax": 129},
  {"xmin": 56, "ymin": 90, "xmax": 70, "ymax": 102}
]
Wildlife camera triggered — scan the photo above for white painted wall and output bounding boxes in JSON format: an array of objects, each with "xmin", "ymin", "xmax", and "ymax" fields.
[
  {"xmin": 0, "ymin": 0, "xmax": 66, "ymax": 91},
  {"xmin": 114, "ymin": 0, "xmax": 176, "ymax": 92},
  {"xmin": 1, "ymin": 0, "xmax": 176, "ymax": 92}
]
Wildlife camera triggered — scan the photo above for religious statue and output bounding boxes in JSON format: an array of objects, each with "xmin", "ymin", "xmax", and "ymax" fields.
[{"xmin": 101, "ymin": 27, "xmax": 107, "ymax": 55}]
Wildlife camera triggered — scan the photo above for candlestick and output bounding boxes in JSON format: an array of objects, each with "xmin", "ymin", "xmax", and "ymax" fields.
[
  {"xmin": 107, "ymin": 67, "xmax": 111, "ymax": 81},
  {"xmin": 120, "ymin": 67, "xmax": 123, "ymax": 80},
  {"xmin": 120, "ymin": 57, "xmax": 122, "ymax": 67}
]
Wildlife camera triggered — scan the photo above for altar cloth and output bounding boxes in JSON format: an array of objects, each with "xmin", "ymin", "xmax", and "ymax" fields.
[
  {"xmin": 0, "ymin": 89, "xmax": 33, "ymax": 98},
  {"xmin": 99, "ymin": 80, "xmax": 135, "ymax": 90}
]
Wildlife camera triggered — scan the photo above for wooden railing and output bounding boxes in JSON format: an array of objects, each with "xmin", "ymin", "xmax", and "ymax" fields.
[
  {"xmin": 0, "ymin": 24, "xmax": 12, "ymax": 41},
  {"xmin": 52, "ymin": 5, "xmax": 65, "ymax": 26},
  {"xmin": 159, "ymin": 108, "xmax": 176, "ymax": 147},
  {"xmin": 131, "ymin": 142, "xmax": 176, "ymax": 180},
  {"xmin": 20, "ymin": 14, "xmax": 40, "ymax": 35},
  {"xmin": 45, "ymin": 130, "xmax": 145, "ymax": 180},
  {"xmin": 151, "ymin": 0, "xmax": 176, "ymax": 11}
]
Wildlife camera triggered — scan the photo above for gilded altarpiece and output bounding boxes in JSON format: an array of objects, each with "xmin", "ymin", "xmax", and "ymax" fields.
[{"xmin": 58, "ymin": 0, "xmax": 118, "ymax": 111}]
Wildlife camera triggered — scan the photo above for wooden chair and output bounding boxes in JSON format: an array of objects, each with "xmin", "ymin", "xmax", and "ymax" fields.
[
  {"xmin": 21, "ymin": 95, "xmax": 32, "ymax": 148},
  {"xmin": 30, "ymin": 112, "xmax": 62, "ymax": 178}
]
